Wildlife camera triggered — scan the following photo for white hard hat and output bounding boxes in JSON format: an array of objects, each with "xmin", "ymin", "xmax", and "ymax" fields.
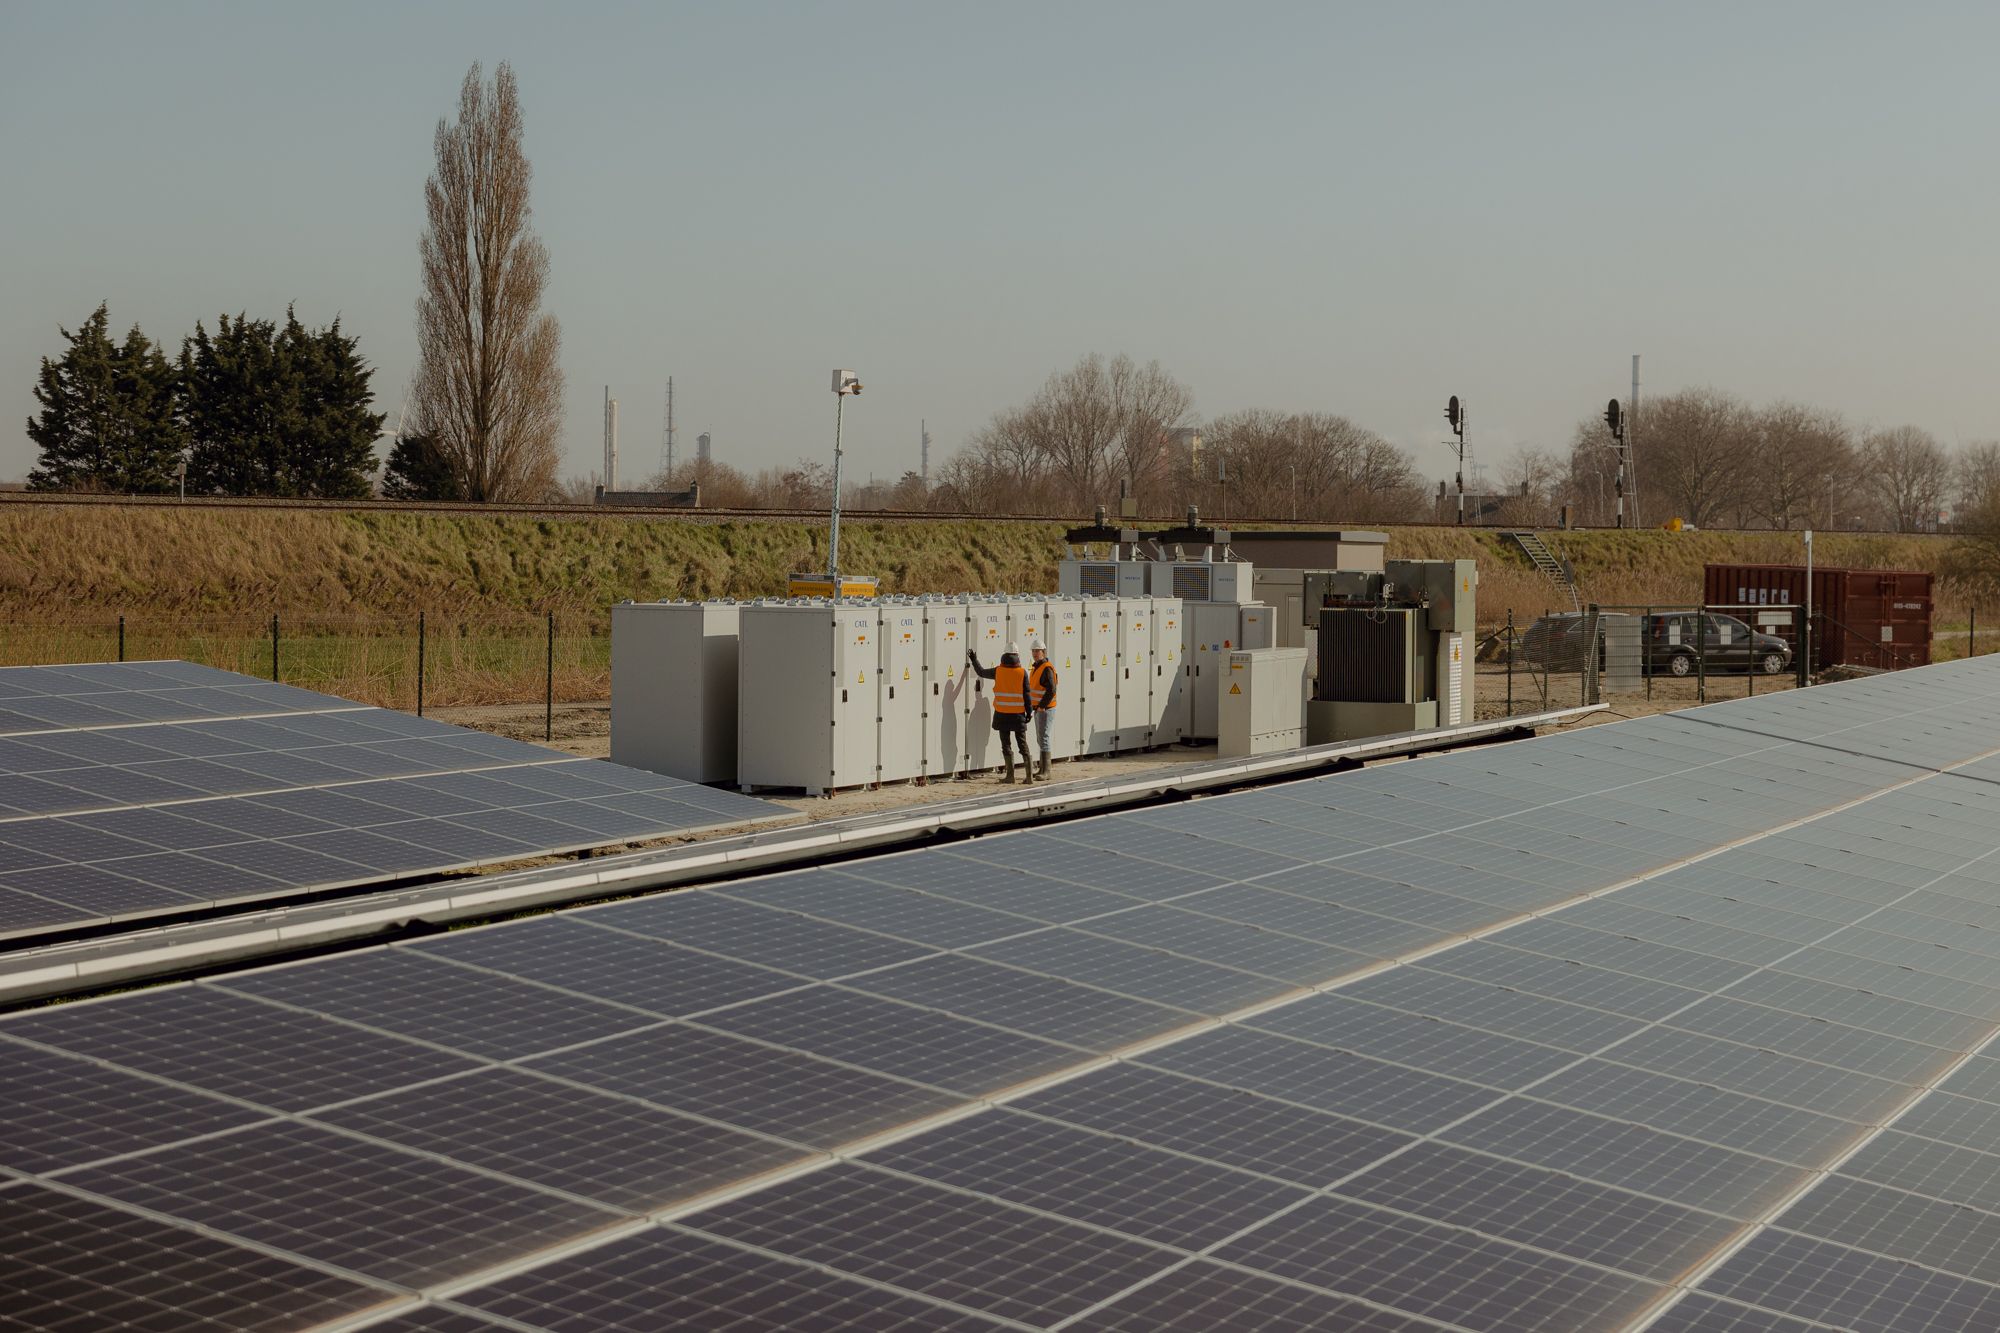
[
  {"xmin": 1006, "ymin": 641, "xmax": 1021, "ymax": 657},
  {"xmin": 1030, "ymin": 639, "xmax": 1047, "ymax": 652}
]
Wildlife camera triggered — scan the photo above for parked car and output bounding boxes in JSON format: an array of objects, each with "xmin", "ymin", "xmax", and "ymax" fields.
[{"xmin": 1646, "ymin": 612, "xmax": 1790, "ymax": 676}]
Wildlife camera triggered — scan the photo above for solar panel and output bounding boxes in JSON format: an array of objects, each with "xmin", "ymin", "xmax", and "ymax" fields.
[
  {"xmin": 22, "ymin": 657, "xmax": 2000, "ymax": 1327},
  {"xmin": 0, "ymin": 662, "xmax": 787, "ymax": 942}
]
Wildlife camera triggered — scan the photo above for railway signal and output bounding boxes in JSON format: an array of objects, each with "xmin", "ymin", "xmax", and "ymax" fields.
[{"xmin": 1444, "ymin": 395, "xmax": 1466, "ymax": 525}]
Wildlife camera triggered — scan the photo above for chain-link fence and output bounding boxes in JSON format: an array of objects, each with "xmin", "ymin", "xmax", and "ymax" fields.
[
  {"xmin": 0, "ymin": 613, "xmax": 609, "ymax": 735},
  {"xmin": 1478, "ymin": 603, "xmax": 1807, "ymax": 716}
]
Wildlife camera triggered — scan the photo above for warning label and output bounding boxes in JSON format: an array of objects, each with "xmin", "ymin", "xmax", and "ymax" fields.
[{"xmin": 1228, "ymin": 683, "xmax": 1242, "ymax": 695}]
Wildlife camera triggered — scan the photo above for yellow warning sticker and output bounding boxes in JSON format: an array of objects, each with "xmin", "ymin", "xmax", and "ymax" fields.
[
  {"xmin": 856, "ymin": 671, "xmax": 866, "ymax": 683},
  {"xmin": 1228, "ymin": 683, "xmax": 1242, "ymax": 695},
  {"xmin": 1100, "ymin": 655, "xmax": 1109, "ymax": 665},
  {"xmin": 902, "ymin": 667, "xmax": 911, "ymax": 679}
]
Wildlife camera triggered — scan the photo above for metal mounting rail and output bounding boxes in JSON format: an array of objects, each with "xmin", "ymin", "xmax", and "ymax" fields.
[{"xmin": 0, "ymin": 705, "xmax": 1601, "ymax": 1006}]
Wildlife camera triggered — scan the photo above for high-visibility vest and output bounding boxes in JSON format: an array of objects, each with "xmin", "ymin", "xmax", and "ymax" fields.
[
  {"xmin": 1028, "ymin": 661, "xmax": 1055, "ymax": 707},
  {"xmin": 992, "ymin": 663, "xmax": 1028, "ymax": 714}
]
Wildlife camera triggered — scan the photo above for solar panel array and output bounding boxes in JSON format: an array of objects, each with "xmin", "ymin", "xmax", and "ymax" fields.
[
  {"xmin": 10, "ymin": 658, "xmax": 2000, "ymax": 1329},
  {"xmin": 0, "ymin": 661, "xmax": 783, "ymax": 942}
]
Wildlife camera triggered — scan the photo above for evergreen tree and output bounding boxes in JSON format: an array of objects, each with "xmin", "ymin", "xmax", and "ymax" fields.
[
  {"xmin": 180, "ymin": 307, "xmax": 382, "ymax": 498},
  {"xmin": 381, "ymin": 432, "xmax": 463, "ymax": 500},
  {"xmin": 27, "ymin": 304, "xmax": 185, "ymax": 492},
  {"xmin": 180, "ymin": 313, "xmax": 287, "ymax": 495},
  {"xmin": 285, "ymin": 312, "xmax": 383, "ymax": 499}
]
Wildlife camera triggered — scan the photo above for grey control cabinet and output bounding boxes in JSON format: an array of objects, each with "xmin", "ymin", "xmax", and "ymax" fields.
[{"xmin": 610, "ymin": 600, "xmax": 741, "ymax": 784}]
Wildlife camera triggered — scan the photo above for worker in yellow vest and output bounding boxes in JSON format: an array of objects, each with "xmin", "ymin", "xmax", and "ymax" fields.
[
  {"xmin": 1026, "ymin": 639, "xmax": 1058, "ymax": 781},
  {"xmin": 967, "ymin": 642, "xmax": 1034, "ymax": 783}
]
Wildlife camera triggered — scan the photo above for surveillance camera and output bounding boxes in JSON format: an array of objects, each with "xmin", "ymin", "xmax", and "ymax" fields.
[{"xmin": 832, "ymin": 369, "xmax": 862, "ymax": 395}]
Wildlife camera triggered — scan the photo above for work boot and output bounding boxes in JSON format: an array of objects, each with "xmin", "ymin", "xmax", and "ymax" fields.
[
  {"xmin": 1038, "ymin": 753, "xmax": 1050, "ymax": 781},
  {"xmin": 1023, "ymin": 756, "xmax": 1037, "ymax": 784},
  {"xmin": 1002, "ymin": 756, "xmax": 1016, "ymax": 784}
]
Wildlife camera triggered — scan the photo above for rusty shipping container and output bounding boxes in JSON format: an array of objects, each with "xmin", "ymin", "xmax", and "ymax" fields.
[{"xmin": 1703, "ymin": 563, "xmax": 1932, "ymax": 671}]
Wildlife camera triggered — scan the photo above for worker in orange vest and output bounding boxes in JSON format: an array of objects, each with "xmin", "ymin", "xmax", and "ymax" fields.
[
  {"xmin": 967, "ymin": 642, "xmax": 1034, "ymax": 783},
  {"xmin": 1026, "ymin": 639, "xmax": 1058, "ymax": 781}
]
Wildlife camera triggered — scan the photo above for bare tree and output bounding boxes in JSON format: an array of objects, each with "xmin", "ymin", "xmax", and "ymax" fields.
[
  {"xmin": 1745, "ymin": 401, "xmax": 1854, "ymax": 530},
  {"xmin": 1201, "ymin": 410, "xmax": 1426, "ymax": 522},
  {"xmin": 413, "ymin": 62, "xmax": 564, "ymax": 502},
  {"xmin": 955, "ymin": 354, "xmax": 1195, "ymax": 515},
  {"xmin": 1861, "ymin": 425, "xmax": 1952, "ymax": 531},
  {"xmin": 1958, "ymin": 441, "xmax": 2000, "ymax": 512},
  {"xmin": 1493, "ymin": 447, "xmax": 1565, "ymax": 526},
  {"xmin": 1638, "ymin": 388, "xmax": 1749, "ymax": 529}
]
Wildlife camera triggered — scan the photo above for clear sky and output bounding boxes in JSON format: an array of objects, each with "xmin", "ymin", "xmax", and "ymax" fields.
[{"xmin": 4, "ymin": 2, "xmax": 1996, "ymax": 493}]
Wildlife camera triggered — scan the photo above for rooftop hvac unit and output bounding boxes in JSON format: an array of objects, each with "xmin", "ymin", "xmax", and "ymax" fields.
[
  {"xmin": 1059, "ymin": 559, "xmax": 1147, "ymax": 598},
  {"xmin": 1146, "ymin": 561, "xmax": 1252, "ymax": 603}
]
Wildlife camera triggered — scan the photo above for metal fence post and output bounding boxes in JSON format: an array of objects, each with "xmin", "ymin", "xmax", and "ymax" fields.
[
  {"xmin": 546, "ymin": 612, "xmax": 555, "ymax": 742},
  {"xmin": 416, "ymin": 611, "xmax": 425, "ymax": 717},
  {"xmin": 1696, "ymin": 605, "xmax": 1707, "ymax": 703},
  {"xmin": 1644, "ymin": 606, "xmax": 1654, "ymax": 700},
  {"xmin": 270, "ymin": 614, "xmax": 279, "ymax": 683},
  {"xmin": 1505, "ymin": 609, "xmax": 1514, "ymax": 718},
  {"xmin": 117, "ymin": 615, "xmax": 125, "ymax": 663},
  {"xmin": 1797, "ymin": 607, "xmax": 1808, "ymax": 690},
  {"xmin": 1583, "ymin": 604, "xmax": 1600, "ymax": 706}
]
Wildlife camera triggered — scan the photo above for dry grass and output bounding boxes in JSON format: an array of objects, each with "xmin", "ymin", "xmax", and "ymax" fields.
[{"xmin": 0, "ymin": 505, "xmax": 1977, "ymax": 703}]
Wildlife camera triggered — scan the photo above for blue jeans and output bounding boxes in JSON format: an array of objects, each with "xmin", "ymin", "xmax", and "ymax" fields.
[{"xmin": 1033, "ymin": 707, "xmax": 1053, "ymax": 756}]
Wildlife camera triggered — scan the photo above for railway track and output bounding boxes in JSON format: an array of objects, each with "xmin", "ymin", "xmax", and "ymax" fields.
[
  {"xmin": 0, "ymin": 491, "xmax": 1942, "ymax": 538},
  {"xmin": 0, "ymin": 491, "xmax": 1066, "ymax": 523}
]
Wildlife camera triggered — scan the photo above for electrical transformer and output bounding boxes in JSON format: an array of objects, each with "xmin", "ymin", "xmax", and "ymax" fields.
[{"xmin": 1305, "ymin": 559, "xmax": 1477, "ymax": 744}]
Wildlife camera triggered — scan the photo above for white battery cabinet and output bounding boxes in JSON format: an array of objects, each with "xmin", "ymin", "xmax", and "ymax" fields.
[
  {"xmin": 964, "ymin": 599, "xmax": 1010, "ymax": 771},
  {"xmin": 737, "ymin": 602, "xmax": 879, "ymax": 795},
  {"xmin": 610, "ymin": 600, "xmax": 743, "ymax": 784},
  {"xmin": 879, "ymin": 603, "xmax": 924, "ymax": 783},
  {"xmin": 1078, "ymin": 597, "xmax": 1120, "ymax": 755},
  {"xmin": 919, "ymin": 598, "xmax": 971, "ymax": 779},
  {"xmin": 1043, "ymin": 597, "xmax": 1084, "ymax": 759},
  {"xmin": 1006, "ymin": 598, "xmax": 1049, "ymax": 663},
  {"xmin": 1114, "ymin": 598, "xmax": 1153, "ymax": 749},
  {"xmin": 1150, "ymin": 597, "xmax": 1187, "ymax": 745}
]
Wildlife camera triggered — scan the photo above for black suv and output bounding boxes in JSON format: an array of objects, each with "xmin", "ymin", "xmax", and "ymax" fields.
[{"xmin": 1648, "ymin": 612, "xmax": 1790, "ymax": 677}]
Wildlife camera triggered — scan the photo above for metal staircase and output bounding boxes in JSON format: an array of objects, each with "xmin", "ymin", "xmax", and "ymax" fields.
[{"xmin": 1505, "ymin": 531, "xmax": 1581, "ymax": 612}]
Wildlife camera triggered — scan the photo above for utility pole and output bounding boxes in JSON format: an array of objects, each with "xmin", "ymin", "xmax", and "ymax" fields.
[
  {"xmin": 828, "ymin": 370, "xmax": 863, "ymax": 587},
  {"xmin": 1445, "ymin": 395, "xmax": 1466, "ymax": 524},
  {"xmin": 921, "ymin": 419, "xmax": 931, "ymax": 490},
  {"xmin": 1605, "ymin": 397, "xmax": 1626, "ymax": 528},
  {"xmin": 1630, "ymin": 355, "xmax": 1642, "ymax": 525}
]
